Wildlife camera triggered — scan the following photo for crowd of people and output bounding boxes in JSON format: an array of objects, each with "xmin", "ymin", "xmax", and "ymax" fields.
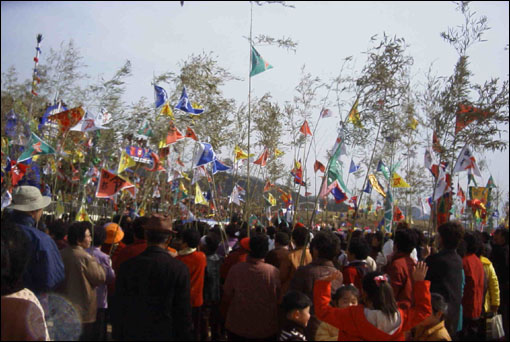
[{"xmin": 1, "ymin": 185, "xmax": 509, "ymax": 341}]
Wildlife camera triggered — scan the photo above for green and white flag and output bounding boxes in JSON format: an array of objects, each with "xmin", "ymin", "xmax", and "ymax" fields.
[
  {"xmin": 250, "ymin": 46, "xmax": 273, "ymax": 77},
  {"xmin": 18, "ymin": 132, "xmax": 56, "ymax": 162}
]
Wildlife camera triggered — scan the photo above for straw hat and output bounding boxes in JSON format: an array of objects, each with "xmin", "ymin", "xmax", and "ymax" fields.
[
  {"xmin": 7, "ymin": 185, "xmax": 51, "ymax": 212},
  {"xmin": 104, "ymin": 223, "xmax": 124, "ymax": 244}
]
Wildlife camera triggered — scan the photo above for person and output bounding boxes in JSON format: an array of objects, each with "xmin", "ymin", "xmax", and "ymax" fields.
[
  {"xmin": 215, "ymin": 223, "xmax": 238, "ymax": 258},
  {"xmin": 278, "ymin": 291, "xmax": 312, "ymax": 341},
  {"xmin": 222, "ymin": 233, "xmax": 281, "ymax": 340},
  {"xmin": 288, "ymin": 225, "xmax": 313, "ymax": 279},
  {"xmin": 58, "ymin": 221, "xmax": 107, "ymax": 340},
  {"xmin": 460, "ymin": 231, "xmax": 485, "ymax": 340},
  {"xmin": 220, "ymin": 237, "xmax": 250, "ymax": 283},
  {"xmin": 101, "ymin": 222, "xmax": 125, "ymax": 257},
  {"xmin": 48, "ymin": 220, "xmax": 69, "ymax": 250},
  {"xmin": 5, "ymin": 185, "xmax": 65, "ymax": 296},
  {"xmin": 1, "ymin": 221, "xmax": 50, "ymax": 341},
  {"xmin": 315, "ymin": 284, "xmax": 359, "ymax": 341},
  {"xmin": 425, "ymin": 221, "xmax": 464, "ymax": 338},
  {"xmin": 265, "ymin": 231, "xmax": 292, "ymax": 299},
  {"xmin": 267, "ymin": 225, "xmax": 277, "ymax": 251},
  {"xmin": 475, "ymin": 234, "xmax": 500, "ymax": 326},
  {"xmin": 490, "ymin": 227, "xmax": 509, "ymax": 339},
  {"xmin": 111, "ymin": 216, "xmax": 150, "ymax": 273},
  {"xmin": 369, "ymin": 231, "xmax": 383, "ymax": 262},
  {"xmin": 176, "ymin": 228, "xmax": 207, "ymax": 341},
  {"xmin": 87, "ymin": 224, "xmax": 115, "ymax": 341},
  {"xmin": 314, "ymin": 262, "xmax": 432, "ymax": 341},
  {"xmin": 342, "ymin": 236, "xmax": 370, "ymax": 292},
  {"xmin": 112, "ymin": 214, "xmax": 192, "ymax": 340},
  {"xmin": 289, "ymin": 230, "xmax": 343, "ymax": 340},
  {"xmin": 386, "ymin": 227, "xmax": 417, "ymax": 309},
  {"xmin": 413, "ymin": 292, "xmax": 452, "ymax": 341}
]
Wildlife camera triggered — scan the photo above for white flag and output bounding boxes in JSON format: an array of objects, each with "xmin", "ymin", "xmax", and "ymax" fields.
[{"xmin": 453, "ymin": 144, "xmax": 481, "ymax": 177}]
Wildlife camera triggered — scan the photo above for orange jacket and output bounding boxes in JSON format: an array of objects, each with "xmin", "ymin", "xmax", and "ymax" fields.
[
  {"xmin": 314, "ymin": 279, "xmax": 431, "ymax": 341},
  {"xmin": 177, "ymin": 250, "xmax": 207, "ymax": 307}
]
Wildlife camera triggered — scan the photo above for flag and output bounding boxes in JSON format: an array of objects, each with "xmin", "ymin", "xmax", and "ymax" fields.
[
  {"xmin": 299, "ymin": 120, "xmax": 312, "ymax": 136},
  {"xmin": 144, "ymin": 152, "xmax": 165, "ymax": 172},
  {"xmin": 96, "ymin": 169, "xmax": 135, "ymax": 198},
  {"xmin": 137, "ymin": 121, "xmax": 153, "ymax": 137},
  {"xmin": 486, "ymin": 175, "xmax": 496, "ymax": 189},
  {"xmin": 229, "ymin": 186, "xmax": 242, "ymax": 206},
  {"xmin": 175, "ymin": 86, "xmax": 204, "ymax": 115},
  {"xmin": 1, "ymin": 190, "xmax": 12, "ymax": 210},
  {"xmin": 470, "ymin": 187, "xmax": 489, "ymax": 207},
  {"xmin": 349, "ymin": 159, "xmax": 360, "ymax": 173},
  {"xmin": 39, "ymin": 102, "xmax": 67, "ymax": 131},
  {"xmin": 166, "ymin": 121, "xmax": 185, "ymax": 144},
  {"xmin": 392, "ymin": 172, "xmax": 410, "ymax": 188},
  {"xmin": 76, "ymin": 204, "xmax": 93, "ymax": 223},
  {"xmin": 376, "ymin": 160, "xmax": 390, "ymax": 181},
  {"xmin": 363, "ymin": 180, "xmax": 373, "ymax": 194},
  {"xmin": 331, "ymin": 183, "xmax": 348, "ymax": 203},
  {"xmin": 320, "ymin": 108, "xmax": 333, "ymax": 118},
  {"xmin": 193, "ymin": 142, "xmax": 216, "ymax": 168},
  {"xmin": 453, "ymin": 144, "xmax": 481, "ymax": 177},
  {"xmin": 274, "ymin": 148, "xmax": 284, "ymax": 157},
  {"xmin": 263, "ymin": 180, "xmax": 274, "ymax": 192},
  {"xmin": 250, "ymin": 45, "xmax": 273, "ymax": 77},
  {"xmin": 434, "ymin": 172, "xmax": 451, "ymax": 201},
  {"xmin": 468, "ymin": 169, "xmax": 478, "ymax": 187},
  {"xmin": 424, "ymin": 147, "xmax": 435, "ymax": 170},
  {"xmin": 212, "ymin": 159, "xmax": 232, "ymax": 175},
  {"xmin": 278, "ymin": 188, "xmax": 292, "ymax": 207},
  {"xmin": 368, "ymin": 174, "xmax": 386, "ymax": 197},
  {"xmin": 455, "ymin": 103, "xmax": 492, "ymax": 134},
  {"xmin": 160, "ymin": 103, "xmax": 174, "ymax": 119},
  {"xmin": 457, "ymin": 184, "xmax": 466, "ymax": 203},
  {"xmin": 154, "ymin": 85, "xmax": 168, "ymax": 108},
  {"xmin": 393, "ymin": 206, "xmax": 404, "ymax": 222},
  {"xmin": 185, "ymin": 126, "xmax": 198, "ymax": 141},
  {"xmin": 192, "ymin": 165, "xmax": 208, "ymax": 184},
  {"xmin": 5, "ymin": 109, "xmax": 18, "ymax": 138},
  {"xmin": 420, "ymin": 197, "xmax": 431, "ymax": 216},
  {"xmin": 384, "ymin": 189, "xmax": 393, "ymax": 232},
  {"xmin": 267, "ymin": 193, "xmax": 277, "ymax": 207},
  {"xmin": 234, "ymin": 146, "xmax": 252, "ymax": 161},
  {"xmin": 195, "ymin": 183, "xmax": 208, "ymax": 205},
  {"xmin": 9, "ymin": 160, "xmax": 28, "ymax": 187},
  {"xmin": 47, "ymin": 107, "xmax": 85, "ymax": 134},
  {"xmin": 17, "ymin": 132, "xmax": 56, "ymax": 162},
  {"xmin": 254, "ymin": 148, "xmax": 268, "ymax": 167},
  {"xmin": 314, "ymin": 160, "xmax": 325, "ymax": 173},
  {"xmin": 347, "ymin": 98, "xmax": 363, "ymax": 128},
  {"xmin": 432, "ymin": 131, "xmax": 442, "ymax": 153},
  {"xmin": 291, "ymin": 160, "xmax": 306, "ymax": 186},
  {"xmin": 70, "ymin": 109, "xmax": 108, "ymax": 132},
  {"xmin": 408, "ymin": 117, "xmax": 419, "ymax": 130}
]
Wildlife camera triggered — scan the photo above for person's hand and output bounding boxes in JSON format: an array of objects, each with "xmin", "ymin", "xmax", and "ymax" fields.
[
  {"xmin": 318, "ymin": 270, "xmax": 342, "ymax": 283},
  {"xmin": 422, "ymin": 245, "xmax": 431, "ymax": 259},
  {"xmin": 412, "ymin": 261, "xmax": 428, "ymax": 282}
]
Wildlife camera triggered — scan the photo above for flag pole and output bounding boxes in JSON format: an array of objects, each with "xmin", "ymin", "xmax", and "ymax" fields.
[{"xmin": 244, "ymin": 1, "xmax": 254, "ymax": 225}]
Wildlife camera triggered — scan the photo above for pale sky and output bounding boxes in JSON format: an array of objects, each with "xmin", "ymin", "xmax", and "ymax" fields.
[{"xmin": 2, "ymin": 1, "xmax": 509, "ymax": 209}]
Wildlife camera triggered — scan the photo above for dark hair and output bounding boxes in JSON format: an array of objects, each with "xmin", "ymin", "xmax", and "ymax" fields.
[
  {"xmin": 92, "ymin": 225, "xmax": 107, "ymax": 246},
  {"xmin": 332, "ymin": 284, "xmax": 360, "ymax": 303},
  {"xmin": 292, "ymin": 226, "xmax": 309, "ymax": 248},
  {"xmin": 394, "ymin": 228, "xmax": 417, "ymax": 254},
  {"xmin": 310, "ymin": 230, "xmax": 340, "ymax": 261},
  {"xmin": 67, "ymin": 221, "xmax": 92, "ymax": 246},
  {"xmin": 48, "ymin": 220, "xmax": 68, "ymax": 240},
  {"xmin": 225, "ymin": 223, "xmax": 239, "ymax": 238},
  {"xmin": 249, "ymin": 233, "xmax": 269, "ymax": 259},
  {"xmin": 430, "ymin": 292, "xmax": 448, "ymax": 318},
  {"xmin": 1, "ymin": 223, "xmax": 30, "ymax": 295},
  {"xmin": 275, "ymin": 231, "xmax": 290, "ymax": 246},
  {"xmin": 182, "ymin": 229, "xmax": 201, "ymax": 248},
  {"xmin": 203, "ymin": 233, "xmax": 220, "ymax": 256},
  {"xmin": 362, "ymin": 271, "xmax": 398, "ymax": 318},
  {"xmin": 132, "ymin": 216, "xmax": 150, "ymax": 240},
  {"xmin": 281, "ymin": 291, "xmax": 312, "ymax": 314},
  {"xmin": 438, "ymin": 221, "xmax": 464, "ymax": 250},
  {"xmin": 456, "ymin": 239, "xmax": 467, "ymax": 258},
  {"xmin": 348, "ymin": 237, "xmax": 370, "ymax": 260},
  {"xmin": 396, "ymin": 221, "xmax": 410, "ymax": 231},
  {"xmin": 463, "ymin": 231, "xmax": 482, "ymax": 255},
  {"xmin": 145, "ymin": 229, "xmax": 171, "ymax": 245},
  {"xmin": 266, "ymin": 226, "xmax": 276, "ymax": 238},
  {"xmin": 495, "ymin": 228, "xmax": 509, "ymax": 245}
]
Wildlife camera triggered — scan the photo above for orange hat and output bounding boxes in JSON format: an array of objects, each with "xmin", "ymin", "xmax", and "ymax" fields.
[
  {"xmin": 240, "ymin": 237, "xmax": 250, "ymax": 251},
  {"xmin": 104, "ymin": 223, "xmax": 124, "ymax": 244},
  {"xmin": 294, "ymin": 222, "xmax": 305, "ymax": 229}
]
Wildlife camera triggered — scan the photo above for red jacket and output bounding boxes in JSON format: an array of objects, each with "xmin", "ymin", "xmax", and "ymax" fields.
[
  {"xmin": 462, "ymin": 253, "xmax": 485, "ymax": 319},
  {"xmin": 177, "ymin": 250, "xmax": 207, "ymax": 307},
  {"xmin": 220, "ymin": 247, "xmax": 248, "ymax": 282},
  {"xmin": 386, "ymin": 252, "xmax": 417, "ymax": 310},
  {"xmin": 314, "ymin": 279, "xmax": 431, "ymax": 341}
]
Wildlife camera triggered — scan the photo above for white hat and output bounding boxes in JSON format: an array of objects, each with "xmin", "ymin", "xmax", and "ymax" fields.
[{"xmin": 7, "ymin": 185, "xmax": 51, "ymax": 212}]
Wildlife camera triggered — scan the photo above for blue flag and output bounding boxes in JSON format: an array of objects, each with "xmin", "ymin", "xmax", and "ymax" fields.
[
  {"xmin": 193, "ymin": 142, "xmax": 216, "ymax": 167},
  {"xmin": 349, "ymin": 159, "xmax": 360, "ymax": 173},
  {"xmin": 175, "ymin": 87, "xmax": 204, "ymax": 115},
  {"xmin": 331, "ymin": 184, "xmax": 348, "ymax": 203},
  {"xmin": 154, "ymin": 85, "xmax": 168, "ymax": 108},
  {"xmin": 363, "ymin": 180, "xmax": 372, "ymax": 194},
  {"xmin": 212, "ymin": 159, "xmax": 232, "ymax": 175},
  {"xmin": 5, "ymin": 109, "xmax": 18, "ymax": 137},
  {"xmin": 39, "ymin": 102, "xmax": 67, "ymax": 131}
]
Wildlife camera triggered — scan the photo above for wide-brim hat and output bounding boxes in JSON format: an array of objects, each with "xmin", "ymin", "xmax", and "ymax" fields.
[
  {"xmin": 7, "ymin": 185, "xmax": 51, "ymax": 212},
  {"xmin": 142, "ymin": 214, "xmax": 175, "ymax": 233},
  {"xmin": 104, "ymin": 223, "xmax": 124, "ymax": 244}
]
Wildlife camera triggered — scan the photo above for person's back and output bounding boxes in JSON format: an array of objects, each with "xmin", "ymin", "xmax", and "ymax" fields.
[{"xmin": 266, "ymin": 231, "xmax": 292, "ymax": 297}]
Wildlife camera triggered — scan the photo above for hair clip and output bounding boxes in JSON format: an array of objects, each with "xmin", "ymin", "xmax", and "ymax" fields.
[{"xmin": 374, "ymin": 274, "xmax": 388, "ymax": 287}]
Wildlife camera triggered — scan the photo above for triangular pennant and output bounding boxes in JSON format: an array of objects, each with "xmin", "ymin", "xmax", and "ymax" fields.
[
  {"xmin": 185, "ymin": 126, "xmax": 198, "ymax": 141},
  {"xmin": 253, "ymin": 148, "xmax": 269, "ymax": 167},
  {"xmin": 314, "ymin": 160, "xmax": 326, "ymax": 173},
  {"xmin": 347, "ymin": 98, "xmax": 363, "ymax": 128},
  {"xmin": 455, "ymin": 103, "xmax": 493, "ymax": 135},
  {"xmin": 47, "ymin": 107, "xmax": 85, "ymax": 134},
  {"xmin": 195, "ymin": 183, "xmax": 208, "ymax": 205},
  {"xmin": 392, "ymin": 172, "xmax": 410, "ymax": 188},
  {"xmin": 17, "ymin": 132, "xmax": 56, "ymax": 162},
  {"xmin": 250, "ymin": 45, "xmax": 273, "ymax": 77},
  {"xmin": 299, "ymin": 120, "xmax": 312, "ymax": 136},
  {"xmin": 174, "ymin": 86, "xmax": 204, "ymax": 115},
  {"xmin": 166, "ymin": 121, "xmax": 185, "ymax": 145},
  {"xmin": 118, "ymin": 150, "xmax": 136, "ymax": 174}
]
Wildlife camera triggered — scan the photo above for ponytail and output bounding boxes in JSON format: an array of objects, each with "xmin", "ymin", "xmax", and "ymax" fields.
[{"xmin": 362, "ymin": 271, "xmax": 398, "ymax": 318}]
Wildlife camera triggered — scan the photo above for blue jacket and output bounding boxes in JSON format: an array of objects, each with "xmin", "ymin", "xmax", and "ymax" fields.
[{"xmin": 9, "ymin": 211, "xmax": 65, "ymax": 294}]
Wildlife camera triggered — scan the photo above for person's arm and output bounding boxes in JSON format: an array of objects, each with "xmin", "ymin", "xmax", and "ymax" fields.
[
  {"xmin": 172, "ymin": 264, "xmax": 192, "ymax": 340},
  {"xmin": 487, "ymin": 262, "xmax": 500, "ymax": 312},
  {"xmin": 400, "ymin": 262, "xmax": 432, "ymax": 331},
  {"xmin": 83, "ymin": 253, "xmax": 107, "ymax": 287}
]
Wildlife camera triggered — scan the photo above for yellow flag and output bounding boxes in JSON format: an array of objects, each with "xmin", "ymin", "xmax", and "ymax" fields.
[
  {"xmin": 179, "ymin": 181, "xmax": 188, "ymax": 195},
  {"xmin": 181, "ymin": 172, "xmax": 190, "ymax": 181},
  {"xmin": 392, "ymin": 172, "xmax": 410, "ymax": 188},
  {"xmin": 160, "ymin": 103, "xmax": 175, "ymax": 119},
  {"xmin": 274, "ymin": 148, "xmax": 284, "ymax": 157},
  {"xmin": 368, "ymin": 174, "xmax": 386, "ymax": 197},
  {"xmin": 348, "ymin": 98, "xmax": 364, "ymax": 128},
  {"xmin": 118, "ymin": 150, "xmax": 136, "ymax": 174},
  {"xmin": 55, "ymin": 199, "xmax": 65, "ymax": 219},
  {"xmin": 158, "ymin": 139, "xmax": 167, "ymax": 149},
  {"xmin": 234, "ymin": 146, "xmax": 254, "ymax": 161},
  {"xmin": 408, "ymin": 117, "xmax": 418, "ymax": 130},
  {"xmin": 268, "ymin": 193, "xmax": 276, "ymax": 206},
  {"xmin": 76, "ymin": 204, "xmax": 93, "ymax": 223},
  {"xmin": 195, "ymin": 183, "xmax": 208, "ymax": 205}
]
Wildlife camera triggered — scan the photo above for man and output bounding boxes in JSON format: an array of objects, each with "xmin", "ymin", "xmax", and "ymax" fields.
[
  {"xmin": 425, "ymin": 221, "xmax": 464, "ymax": 338},
  {"xmin": 265, "ymin": 231, "xmax": 292, "ymax": 299},
  {"xmin": 6, "ymin": 186, "xmax": 64, "ymax": 295},
  {"xmin": 490, "ymin": 227, "xmax": 509, "ymax": 339},
  {"xmin": 113, "ymin": 214, "xmax": 192, "ymax": 341},
  {"xmin": 223, "ymin": 233, "xmax": 281, "ymax": 340}
]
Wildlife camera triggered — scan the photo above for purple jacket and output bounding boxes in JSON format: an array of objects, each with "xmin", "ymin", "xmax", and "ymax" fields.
[{"xmin": 87, "ymin": 246, "xmax": 115, "ymax": 309}]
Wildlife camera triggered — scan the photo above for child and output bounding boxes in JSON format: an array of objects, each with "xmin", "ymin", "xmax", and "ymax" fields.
[
  {"xmin": 413, "ymin": 293, "xmax": 452, "ymax": 341},
  {"xmin": 315, "ymin": 284, "xmax": 360, "ymax": 341},
  {"xmin": 343, "ymin": 237, "xmax": 370, "ymax": 292},
  {"xmin": 314, "ymin": 261, "xmax": 432, "ymax": 341},
  {"xmin": 279, "ymin": 291, "xmax": 312, "ymax": 341}
]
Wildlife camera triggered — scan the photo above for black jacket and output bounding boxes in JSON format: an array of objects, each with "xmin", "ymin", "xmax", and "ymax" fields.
[{"xmin": 112, "ymin": 245, "xmax": 192, "ymax": 341}]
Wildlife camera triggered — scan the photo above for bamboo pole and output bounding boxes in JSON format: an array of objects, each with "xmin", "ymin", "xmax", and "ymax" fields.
[{"xmin": 244, "ymin": 1, "xmax": 254, "ymax": 222}]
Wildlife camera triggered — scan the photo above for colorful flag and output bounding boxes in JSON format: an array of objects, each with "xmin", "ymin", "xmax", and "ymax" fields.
[
  {"xmin": 363, "ymin": 180, "xmax": 373, "ymax": 194},
  {"xmin": 376, "ymin": 160, "xmax": 390, "ymax": 181},
  {"xmin": 453, "ymin": 144, "xmax": 481, "ymax": 177},
  {"xmin": 469, "ymin": 187, "xmax": 489, "ymax": 206},
  {"xmin": 195, "ymin": 183, "xmax": 208, "ymax": 205},
  {"xmin": 254, "ymin": 148, "xmax": 268, "ymax": 167},
  {"xmin": 47, "ymin": 107, "xmax": 85, "ymax": 134},
  {"xmin": 166, "ymin": 121, "xmax": 185, "ymax": 144},
  {"xmin": 455, "ymin": 103, "xmax": 492, "ymax": 135},
  {"xmin": 76, "ymin": 204, "xmax": 93, "ymax": 223},
  {"xmin": 229, "ymin": 186, "xmax": 242, "ymax": 206},
  {"xmin": 192, "ymin": 165, "xmax": 208, "ymax": 184},
  {"xmin": 299, "ymin": 120, "xmax": 312, "ymax": 136},
  {"xmin": 349, "ymin": 159, "xmax": 360, "ymax": 173},
  {"xmin": 193, "ymin": 142, "xmax": 216, "ymax": 168},
  {"xmin": 160, "ymin": 103, "xmax": 174, "ymax": 119},
  {"xmin": 117, "ymin": 150, "xmax": 136, "ymax": 174},
  {"xmin": 457, "ymin": 184, "xmax": 466, "ymax": 203},
  {"xmin": 9, "ymin": 161, "xmax": 28, "ymax": 187},
  {"xmin": 392, "ymin": 172, "xmax": 410, "ymax": 188},
  {"xmin": 267, "ymin": 193, "xmax": 277, "ymax": 206},
  {"xmin": 175, "ymin": 86, "xmax": 204, "ymax": 115},
  {"xmin": 137, "ymin": 121, "xmax": 153, "ymax": 137},
  {"xmin": 96, "ymin": 169, "xmax": 135, "ymax": 198},
  {"xmin": 70, "ymin": 109, "xmax": 108, "ymax": 132},
  {"xmin": 154, "ymin": 85, "xmax": 168, "ymax": 108},
  {"xmin": 17, "ymin": 132, "xmax": 56, "ymax": 162},
  {"xmin": 347, "ymin": 98, "xmax": 363, "ymax": 128},
  {"xmin": 432, "ymin": 131, "xmax": 442, "ymax": 153},
  {"xmin": 274, "ymin": 148, "xmax": 284, "ymax": 158},
  {"xmin": 144, "ymin": 152, "xmax": 165, "ymax": 172},
  {"xmin": 250, "ymin": 46, "xmax": 273, "ymax": 77},
  {"xmin": 331, "ymin": 183, "xmax": 348, "ymax": 203},
  {"xmin": 212, "ymin": 159, "xmax": 232, "ymax": 175},
  {"xmin": 39, "ymin": 102, "xmax": 67, "ymax": 131},
  {"xmin": 263, "ymin": 180, "xmax": 274, "ymax": 192},
  {"xmin": 185, "ymin": 126, "xmax": 198, "ymax": 141},
  {"xmin": 234, "ymin": 146, "xmax": 252, "ymax": 161},
  {"xmin": 368, "ymin": 174, "xmax": 386, "ymax": 197},
  {"xmin": 486, "ymin": 175, "xmax": 496, "ymax": 189},
  {"xmin": 320, "ymin": 108, "xmax": 333, "ymax": 118},
  {"xmin": 314, "ymin": 160, "xmax": 326, "ymax": 173}
]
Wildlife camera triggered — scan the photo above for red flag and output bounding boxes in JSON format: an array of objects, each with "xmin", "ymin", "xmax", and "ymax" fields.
[
  {"xmin": 185, "ymin": 126, "xmax": 198, "ymax": 141},
  {"xmin": 299, "ymin": 120, "xmax": 312, "ymax": 136},
  {"xmin": 314, "ymin": 160, "xmax": 325, "ymax": 173},
  {"xmin": 455, "ymin": 104, "xmax": 492, "ymax": 135},
  {"xmin": 145, "ymin": 152, "xmax": 165, "ymax": 172},
  {"xmin": 96, "ymin": 169, "xmax": 135, "ymax": 198},
  {"xmin": 393, "ymin": 206, "xmax": 404, "ymax": 222},
  {"xmin": 47, "ymin": 107, "xmax": 85, "ymax": 133},
  {"xmin": 166, "ymin": 121, "xmax": 184, "ymax": 144},
  {"xmin": 10, "ymin": 161, "xmax": 28, "ymax": 187},
  {"xmin": 432, "ymin": 131, "xmax": 442, "ymax": 154},
  {"xmin": 263, "ymin": 180, "xmax": 274, "ymax": 192},
  {"xmin": 254, "ymin": 149, "xmax": 268, "ymax": 167},
  {"xmin": 457, "ymin": 184, "xmax": 466, "ymax": 203}
]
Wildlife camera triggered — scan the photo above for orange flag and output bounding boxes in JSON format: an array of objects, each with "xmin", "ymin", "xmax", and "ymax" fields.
[
  {"xmin": 455, "ymin": 103, "xmax": 492, "ymax": 134},
  {"xmin": 166, "ymin": 121, "xmax": 185, "ymax": 145},
  {"xmin": 314, "ymin": 160, "xmax": 325, "ymax": 173},
  {"xmin": 263, "ymin": 180, "xmax": 274, "ymax": 192},
  {"xmin": 144, "ymin": 152, "xmax": 165, "ymax": 172},
  {"xmin": 299, "ymin": 120, "xmax": 312, "ymax": 136},
  {"xmin": 48, "ymin": 107, "xmax": 85, "ymax": 133},
  {"xmin": 96, "ymin": 169, "xmax": 135, "ymax": 198},
  {"xmin": 185, "ymin": 126, "xmax": 198, "ymax": 141},
  {"xmin": 254, "ymin": 148, "xmax": 268, "ymax": 167}
]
